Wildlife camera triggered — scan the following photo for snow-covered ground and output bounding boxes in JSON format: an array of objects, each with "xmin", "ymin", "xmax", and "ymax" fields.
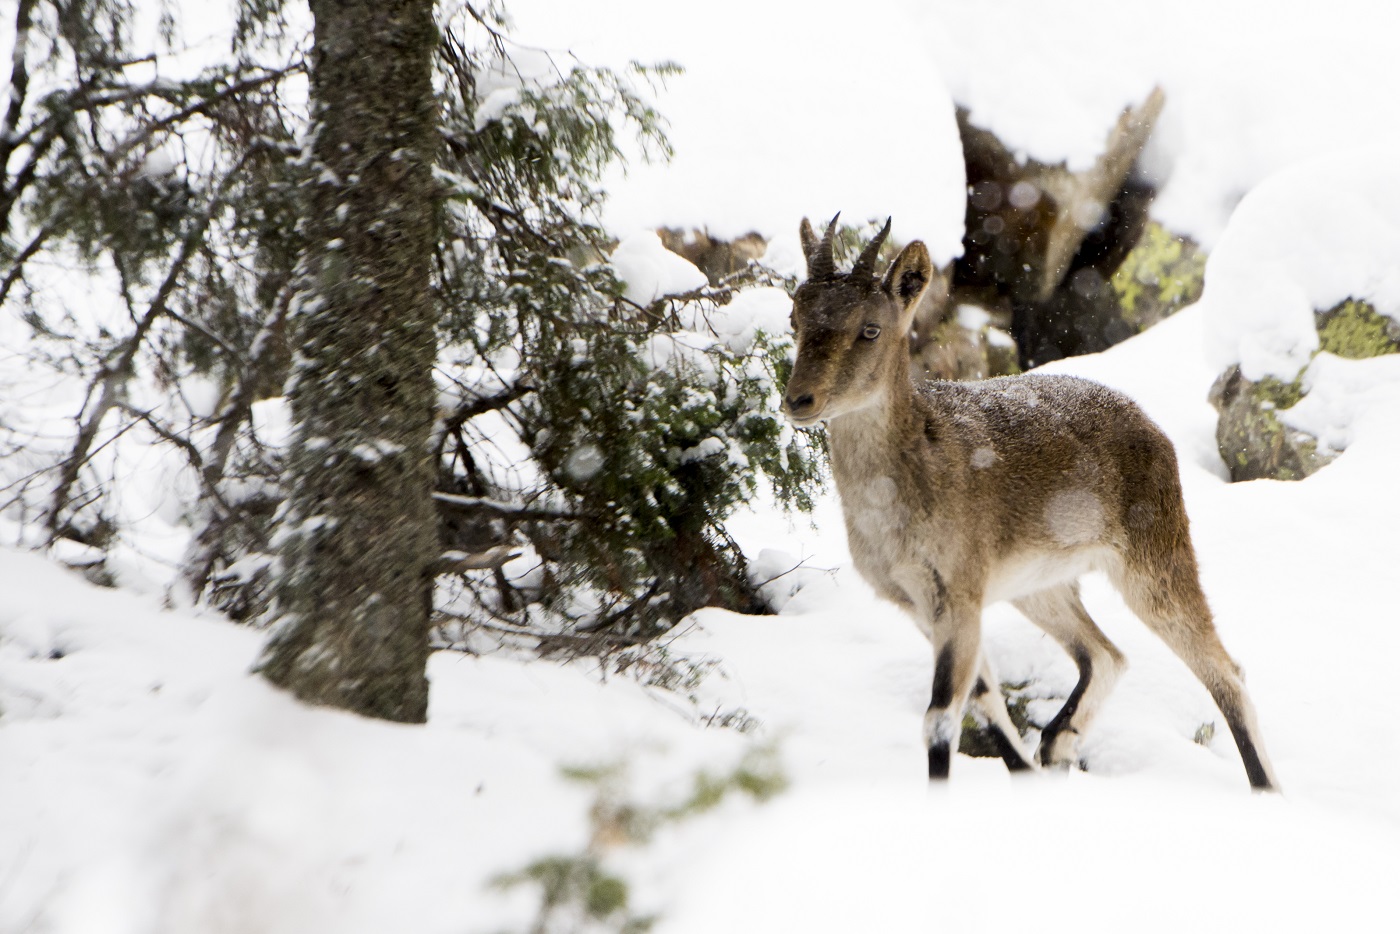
[
  {"xmin": 4, "ymin": 297, "xmax": 1398, "ymax": 932},
  {"xmin": 5, "ymin": 1, "xmax": 1400, "ymax": 932}
]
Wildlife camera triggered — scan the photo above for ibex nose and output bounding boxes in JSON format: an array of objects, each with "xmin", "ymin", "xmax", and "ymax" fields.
[{"xmin": 785, "ymin": 391, "xmax": 817, "ymax": 419}]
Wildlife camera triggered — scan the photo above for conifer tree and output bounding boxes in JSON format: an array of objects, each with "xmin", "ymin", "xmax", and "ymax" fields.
[
  {"xmin": 0, "ymin": 2, "xmax": 824, "ymax": 720},
  {"xmin": 253, "ymin": 0, "xmax": 442, "ymax": 721}
]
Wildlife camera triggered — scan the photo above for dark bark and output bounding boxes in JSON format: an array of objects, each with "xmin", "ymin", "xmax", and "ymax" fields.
[
  {"xmin": 255, "ymin": 0, "xmax": 441, "ymax": 723},
  {"xmin": 0, "ymin": 0, "xmax": 39, "ymax": 243}
]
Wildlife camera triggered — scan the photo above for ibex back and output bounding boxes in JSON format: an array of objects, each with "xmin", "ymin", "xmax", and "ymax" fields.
[{"xmin": 782, "ymin": 216, "xmax": 1278, "ymax": 792}]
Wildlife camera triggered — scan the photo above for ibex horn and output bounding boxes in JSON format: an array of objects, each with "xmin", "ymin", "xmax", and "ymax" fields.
[
  {"xmin": 852, "ymin": 217, "xmax": 892, "ymax": 283},
  {"xmin": 807, "ymin": 212, "xmax": 841, "ymax": 280}
]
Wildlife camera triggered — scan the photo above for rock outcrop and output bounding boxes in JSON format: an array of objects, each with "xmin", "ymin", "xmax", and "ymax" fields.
[{"xmin": 1210, "ymin": 298, "xmax": 1399, "ymax": 482}]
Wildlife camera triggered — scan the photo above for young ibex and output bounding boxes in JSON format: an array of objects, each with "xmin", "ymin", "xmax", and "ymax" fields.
[{"xmin": 783, "ymin": 216, "xmax": 1278, "ymax": 791}]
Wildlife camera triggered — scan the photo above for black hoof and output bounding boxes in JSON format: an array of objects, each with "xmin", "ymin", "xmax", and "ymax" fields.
[
  {"xmin": 928, "ymin": 744, "xmax": 951, "ymax": 779},
  {"xmin": 1036, "ymin": 723, "xmax": 1078, "ymax": 769},
  {"xmin": 991, "ymin": 730, "xmax": 1034, "ymax": 772}
]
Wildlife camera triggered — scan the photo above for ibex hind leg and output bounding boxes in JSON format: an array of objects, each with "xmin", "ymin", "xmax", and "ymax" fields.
[
  {"xmin": 971, "ymin": 656, "xmax": 1038, "ymax": 773},
  {"xmin": 1112, "ymin": 556, "xmax": 1280, "ymax": 792},
  {"xmin": 1012, "ymin": 584, "xmax": 1127, "ymax": 770}
]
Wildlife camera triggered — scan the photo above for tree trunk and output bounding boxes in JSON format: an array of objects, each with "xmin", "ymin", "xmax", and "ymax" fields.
[{"xmin": 255, "ymin": 0, "xmax": 440, "ymax": 723}]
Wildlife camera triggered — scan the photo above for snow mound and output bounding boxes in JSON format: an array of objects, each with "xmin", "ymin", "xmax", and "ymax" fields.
[
  {"xmin": 610, "ymin": 230, "xmax": 708, "ymax": 306},
  {"xmin": 1198, "ymin": 148, "xmax": 1400, "ymax": 453},
  {"xmin": 914, "ymin": 2, "xmax": 1158, "ymax": 173},
  {"xmin": 614, "ymin": 230, "xmax": 794, "ymax": 369},
  {"xmin": 687, "ymin": 285, "xmax": 792, "ymax": 355},
  {"xmin": 1284, "ymin": 352, "xmax": 1400, "ymax": 456},
  {"xmin": 1201, "ymin": 150, "xmax": 1400, "ymax": 381},
  {"xmin": 503, "ymin": 0, "xmax": 968, "ymax": 263},
  {"xmin": 914, "ymin": 0, "xmax": 1400, "ymax": 245}
]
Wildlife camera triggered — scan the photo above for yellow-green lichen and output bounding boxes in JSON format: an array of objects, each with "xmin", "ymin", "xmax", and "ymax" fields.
[
  {"xmin": 1111, "ymin": 222, "xmax": 1207, "ymax": 330},
  {"xmin": 1212, "ymin": 297, "xmax": 1395, "ymax": 485},
  {"xmin": 1316, "ymin": 298, "xmax": 1400, "ymax": 359},
  {"xmin": 1239, "ymin": 407, "xmax": 1319, "ymax": 482},
  {"xmin": 1254, "ymin": 375, "xmax": 1305, "ymax": 411},
  {"xmin": 1215, "ymin": 368, "xmax": 1329, "ymax": 482},
  {"xmin": 1245, "ymin": 388, "xmax": 1306, "ymax": 480}
]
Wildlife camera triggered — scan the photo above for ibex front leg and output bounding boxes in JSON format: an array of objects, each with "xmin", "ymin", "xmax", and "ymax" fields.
[{"xmin": 920, "ymin": 587, "xmax": 985, "ymax": 780}]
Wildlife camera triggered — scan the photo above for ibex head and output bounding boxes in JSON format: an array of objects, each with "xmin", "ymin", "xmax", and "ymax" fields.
[{"xmin": 782, "ymin": 215, "xmax": 933, "ymax": 426}]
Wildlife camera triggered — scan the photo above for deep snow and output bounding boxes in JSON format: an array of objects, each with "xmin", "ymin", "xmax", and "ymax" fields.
[{"xmin": 4, "ymin": 298, "xmax": 1399, "ymax": 932}]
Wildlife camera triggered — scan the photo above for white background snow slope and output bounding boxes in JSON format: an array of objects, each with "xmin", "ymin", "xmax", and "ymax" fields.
[
  {"xmin": 501, "ymin": 0, "xmax": 970, "ymax": 263},
  {"xmin": 5, "ymin": 1, "xmax": 1400, "ymax": 932},
  {"xmin": 503, "ymin": 0, "xmax": 1400, "ymax": 252}
]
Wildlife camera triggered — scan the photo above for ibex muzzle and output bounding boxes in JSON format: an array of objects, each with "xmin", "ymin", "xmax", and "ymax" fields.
[{"xmin": 783, "ymin": 215, "xmax": 1279, "ymax": 791}]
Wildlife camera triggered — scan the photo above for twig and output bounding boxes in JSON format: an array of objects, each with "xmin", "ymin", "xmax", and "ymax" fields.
[
  {"xmin": 432, "ymin": 491, "xmax": 580, "ymax": 522},
  {"xmin": 431, "ymin": 545, "xmax": 520, "ymax": 575},
  {"xmin": 445, "ymin": 382, "xmax": 535, "ymax": 425},
  {"xmin": 46, "ymin": 153, "xmax": 248, "ymax": 540},
  {"xmin": 0, "ymin": 221, "xmax": 55, "ymax": 308}
]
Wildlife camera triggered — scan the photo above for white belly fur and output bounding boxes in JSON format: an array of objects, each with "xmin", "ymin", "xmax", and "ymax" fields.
[{"xmin": 983, "ymin": 546, "xmax": 1111, "ymax": 605}]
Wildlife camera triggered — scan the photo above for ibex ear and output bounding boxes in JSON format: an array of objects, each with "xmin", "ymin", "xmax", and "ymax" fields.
[
  {"xmin": 799, "ymin": 218, "xmax": 819, "ymax": 261},
  {"xmin": 882, "ymin": 240, "xmax": 933, "ymax": 329}
]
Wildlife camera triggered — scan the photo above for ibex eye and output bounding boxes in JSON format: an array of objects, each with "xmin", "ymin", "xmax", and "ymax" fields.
[{"xmin": 861, "ymin": 324, "xmax": 882, "ymax": 340}]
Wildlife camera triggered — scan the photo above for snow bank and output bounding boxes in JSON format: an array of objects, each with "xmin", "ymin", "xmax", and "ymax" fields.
[
  {"xmin": 912, "ymin": 0, "xmax": 1159, "ymax": 173},
  {"xmin": 1196, "ymin": 148, "xmax": 1400, "ymax": 453},
  {"xmin": 910, "ymin": 0, "xmax": 1400, "ymax": 245},
  {"xmin": 7, "ymin": 307, "xmax": 1400, "ymax": 929},
  {"xmin": 610, "ymin": 230, "xmax": 709, "ymax": 306},
  {"xmin": 503, "ymin": 0, "xmax": 968, "ymax": 263},
  {"xmin": 663, "ymin": 781, "xmax": 1393, "ymax": 934},
  {"xmin": 1200, "ymin": 150, "xmax": 1400, "ymax": 381},
  {"xmin": 0, "ymin": 548, "xmax": 758, "ymax": 933},
  {"xmin": 9, "ymin": 314, "xmax": 1400, "ymax": 928},
  {"xmin": 496, "ymin": 1, "xmax": 1400, "ymax": 256}
]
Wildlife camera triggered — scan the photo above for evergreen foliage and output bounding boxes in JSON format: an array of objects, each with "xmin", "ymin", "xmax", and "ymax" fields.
[
  {"xmin": 426, "ymin": 6, "xmax": 822, "ymax": 639},
  {"xmin": 496, "ymin": 751, "xmax": 785, "ymax": 933},
  {"xmin": 0, "ymin": 1, "xmax": 823, "ymax": 649}
]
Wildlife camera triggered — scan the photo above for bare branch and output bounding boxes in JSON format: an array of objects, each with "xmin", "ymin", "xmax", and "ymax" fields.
[
  {"xmin": 432, "ymin": 491, "xmax": 580, "ymax": 522},
  {"xmin": 105, "ymin": 64, "xmax": 306, "ymax": 164},
  {"xmin": 115, "ymin": 402, "xmax": 206, "ymax": 471},
  {"xmin": 430, "ymin": 545, "xmax": 519, "ymax": 575},
  {"xmin": 46, "ymin": 155, "xmax": 247, "ymax": 540},
  {"xmin": 179, "ymin": 277, "xmax": 293, "ymax": 598},
  {"xmin": 0, "ymin": 0, "xmax": 39, "ymax": 167},
  {"xmin": 0, "ymin": 221, "xmax": 56, "ymax": 308},
  {"xmin": 446, "ymin": 382, "xmax": 535, "ymax": 424}
]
